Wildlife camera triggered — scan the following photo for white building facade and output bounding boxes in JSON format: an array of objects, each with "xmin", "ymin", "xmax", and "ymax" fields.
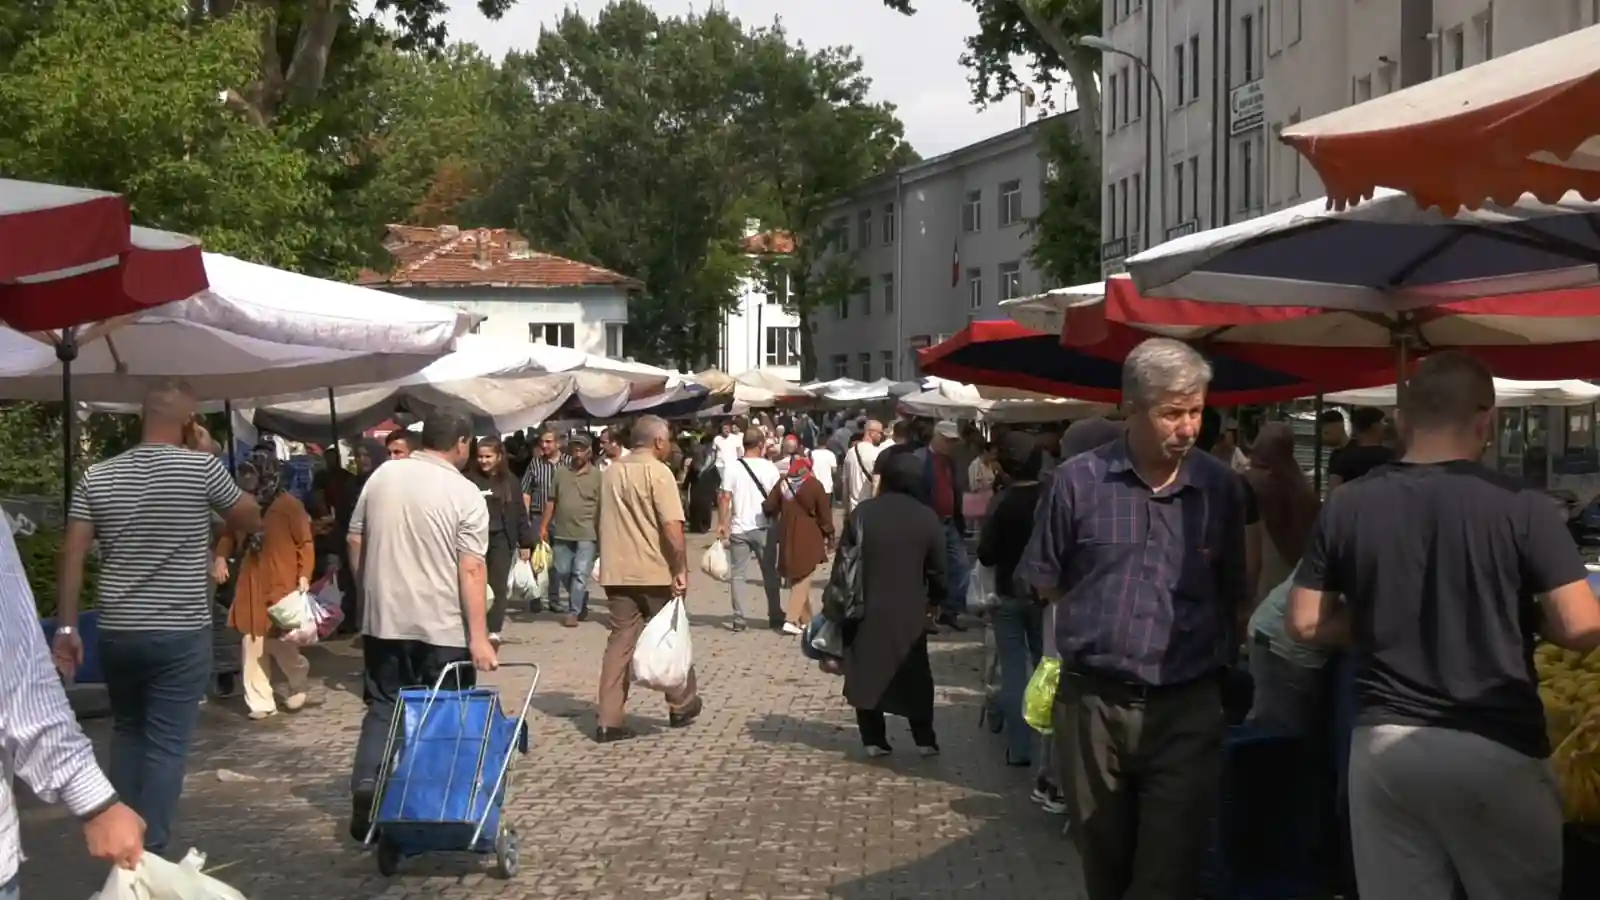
[
  {"xmin": 719, "ymin": 233, "xmax": 802, "ymax": 381},
  {"xmin": 1097, "ymin": 0, "xmax": 1598, "ymax": 275},
  {"xmin": 812, "ymin": 113, "xmax": 1078, "ymax": 381}
]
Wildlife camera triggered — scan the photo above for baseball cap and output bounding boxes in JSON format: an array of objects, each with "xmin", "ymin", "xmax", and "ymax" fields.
[
  {"xmin": 934, "ymin": 420, "xmax": 960, "ymax": 439},
  {"xmin": 566, "ymin": 432, "xmax": 593, "ymax": 450}
]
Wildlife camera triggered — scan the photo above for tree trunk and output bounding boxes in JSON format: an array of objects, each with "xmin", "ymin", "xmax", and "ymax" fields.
[{"xmin": 1011, "ymin": 0, "xmax": 1102, "ymax": 163}]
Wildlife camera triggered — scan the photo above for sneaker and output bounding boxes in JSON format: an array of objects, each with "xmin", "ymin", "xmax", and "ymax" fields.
[
  {"xmin": 1030, "ymin": 786, "xmax": 1052, "ymax": 805},
  {"xmin": 487, "ymin": 632, "xmax": 503, "ymax": 648},
  {"xmin": 350, "ymin": 788, "xmax": 376, "ymax": 843},
  {"xmin": 1041, "ymin": 795, "xmax": 1069, "ymax": 815},
  {"xmin": 668, "ymin": 696, "xmax": 703, "ymax": 728},
  {"xmin": 781, "ymin": 622, "xmax": 803, "ymax": 636},
  {"xmin": 726, "ymin": 620, "xmax": 748, "ymax": 633},
  {"xmin": 916, "ymin": 744, "xmax": 941, "ymax": 758},
  {"xmin": 562, "ymin": 614, "xmax": 579, "ymax": 628},
  {"xmin": 283, "ymin": 692, "xmax": 308, "ymax": 712},
  {"xmin": 247, "ymin": 709, "xmax": 276, "ymax": 721},
  {"xmin": 864, "ymin": 745, "xmax": 892, "ymax": 758}
]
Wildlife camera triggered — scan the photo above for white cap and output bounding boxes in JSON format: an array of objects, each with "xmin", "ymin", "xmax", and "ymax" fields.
[{"xmin": 934, "ymin": 420, "xmax": 961, "ymax": 439}]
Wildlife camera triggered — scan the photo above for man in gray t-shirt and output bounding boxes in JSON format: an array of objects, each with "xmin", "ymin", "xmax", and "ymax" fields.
[{"xmin": 543, "ymin": 433, "xmax": 603, "ymax": 627}]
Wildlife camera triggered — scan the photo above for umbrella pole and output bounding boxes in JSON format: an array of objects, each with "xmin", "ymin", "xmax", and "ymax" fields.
[
  {"xmin": 58, "ymin": 330, "xmax": 79, "ymax": 520},
  {"xmin": 224, "ymin": 400, "xmax": 236, "ymax": 470},
  {"xmin": 1313, "ymin": 393, "xmax": 1325, "ymax": 497},
  {"xmin": 326, "ymin": 387, "xmax": 340, "ymax": 463}
]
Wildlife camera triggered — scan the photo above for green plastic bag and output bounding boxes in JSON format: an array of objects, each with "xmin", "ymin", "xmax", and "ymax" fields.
[{"xmin": 1022, "ymin": 657, "xmax": 1062, "ymax": 734}]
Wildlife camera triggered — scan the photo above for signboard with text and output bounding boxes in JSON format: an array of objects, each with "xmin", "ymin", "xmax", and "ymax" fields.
[{"xmin": 1230, "ymin": 80, "xmax": 1264, "ymax": 135}]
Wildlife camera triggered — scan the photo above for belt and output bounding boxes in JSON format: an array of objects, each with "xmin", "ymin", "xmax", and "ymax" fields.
[{"xmin": 1059, "ymin": 667, "xmax": 1222, "ymax": 703}]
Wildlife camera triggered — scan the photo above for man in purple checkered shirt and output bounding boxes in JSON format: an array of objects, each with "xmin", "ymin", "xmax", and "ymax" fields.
[{"xmin": 1019, "ymin": 338, "xmax": 1249, "ymax": 900}]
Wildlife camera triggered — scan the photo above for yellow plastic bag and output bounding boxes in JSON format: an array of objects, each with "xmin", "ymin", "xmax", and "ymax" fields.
[
  {"xmin": 1022, "ymin": 657, "xmax": 1061, "ymax": 734},
  {"xmin": 1554, "ymin": 705, "xmax": 1600, "ymax": 824},
  {"xmin": 530, "ymin": 541, "xmax": 552, "ymax": 574}
]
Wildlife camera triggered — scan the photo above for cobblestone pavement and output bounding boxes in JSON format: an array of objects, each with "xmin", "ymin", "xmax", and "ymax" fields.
[{"xmin": 19, "ymin": 533, "xmax": 1082, "ymax": 899}]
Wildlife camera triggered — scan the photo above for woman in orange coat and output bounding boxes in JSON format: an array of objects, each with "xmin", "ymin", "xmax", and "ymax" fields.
[
  {"xmin": 214, "ymin": 448, "xmax": 315, "ymax": 720},
  {"xmin": 762, "ymin": 456, "xmax": 835, "ymax": 634}
]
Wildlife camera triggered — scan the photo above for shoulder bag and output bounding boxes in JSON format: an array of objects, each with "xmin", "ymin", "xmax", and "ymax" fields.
[{"xmin": 821, "ymin": 508, "xmax": 868, "ymax": 622}]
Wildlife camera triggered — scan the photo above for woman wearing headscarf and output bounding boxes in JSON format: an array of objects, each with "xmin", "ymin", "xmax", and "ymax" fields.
[
  {"xmin": 839, "ymin": 452, "xmax": 948, "ymax": 756},
  {"xmin": 467, "ymin": 435, "xmax": 535, "ymax": 647},
  {"xmin": 215, "ymin": 448, "xmax": 315, "ymax": 720},
  {"xmin": 1241, "ymin": 421, "xmax": 1319, "ymax": 599},
  {"xmin": 763, "ymin": 455, "xmax": 834, "ymax": 634}
]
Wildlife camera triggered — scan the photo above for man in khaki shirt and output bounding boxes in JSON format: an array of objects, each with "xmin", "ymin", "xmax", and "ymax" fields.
[
  {"xmin": 594, "ymin": 415, "xmax": 702, "ymax": 742},
  {"xmin": 344, "ymin": 411, "xmax": 497, "ymax": 840}
]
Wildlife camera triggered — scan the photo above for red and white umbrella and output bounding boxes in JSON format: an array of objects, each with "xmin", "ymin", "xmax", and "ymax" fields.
[{"xmin": 0, "ymin": 179, "xmax": 207, "ymax": 331}]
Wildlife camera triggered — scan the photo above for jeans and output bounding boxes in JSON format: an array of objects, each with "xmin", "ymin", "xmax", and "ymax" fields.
[
  {"xmin": 100, "ymin": 628, "xmax": 212, "ymax": 855},
  {"xmin": 941, "ymin": 520, "xmax": 970, "ymax": 617},
  {"xmin": 349, "ymin": 638, "xmax": 474, "ymax": 798},
  {"xmin": 993, "ymin": 596, "xmax": 1044, "ymax": 764},
  {"xmin": 726, "ymin": 528, "xmax": 780, "ymax": 626},
  {"xmin": 0, "ymin": 875, "xmax": 16, "ymax": 899},
  {"xmin": 550, "ymin": 539, "xmax": 597, "ymax": 615}
]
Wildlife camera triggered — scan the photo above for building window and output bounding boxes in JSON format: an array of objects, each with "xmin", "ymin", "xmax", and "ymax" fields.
[
  {"xmin": 1174, "ymin": 43, "xmax": 1186, "ymax": 104},
  {"xmin": 1106, "ymin": 181, "xmax": 1117, "ymax": 237},
  {"xmin": 831, "ymin": 354, "xmax": 848, "ymax": 378},
  {"xmin": 857, "ymin": 353, "xmax": 872, "ymax": 381},
  {"xmin": 1241, "ymin": 12, "xmax": 1256, "ymax": 82},
  {"xmin": 998, "ymin": 261, "xmax": 1022, "ymax": 301},
  {"xmin": 604, "ymin": 322, "xmax": 625, "ymax": 358},
  {"xmin": 837, "ymin": 293, "xmax": 849, "ymax": 319},
  {"xmin": 999, "ymin": 180, "xmax": 1023, "ymax": 226},
  {"xmin": 1108, "ymin": 72, "xmax": 1120, "ymax": 127},
  {"xmin": 880, "ymin": 350, "xmax": 895, "ymax": 380},
  {"xmin": 857, "ymin": 209, "xmax": 873, "ymax": 249},
  {"xmin": 765, "ymin": 326, "xmax": 799, "ymax": 367},
  {"xmin": 1174, "ymin": 161, "xmax": 1186, "ymax": 224},
  {"xmin": 1190, "ymin": 35, "xmax": 1201, "ymax": 96},
  {"xmin": 961, "ymin": 189, "xmax": 982, "ymax": 233},
  {"xmin": 1287, "ymin": 110, "xmax": 1303, "ymax": 199},
  {"xmin": 857, "ymin": 289, "xmax": 871, "ymax": 317},
  {"xmin": 1448, "ymin": 26, "xmax": 1465, "ymax": 72},
  {"xmin": 1129, "ymin": 64, "xmax": 1141, "ymax": 120},
  {"xmin": 1239, "ymin": 139, "xmax": 1255, "ymax": 212},
  {"xmin": 1130, "ymin": 173, "xmax": 1142, "ymax": 239},
  {"xmin": 966, "ymin": 267, "xmax": 983, "ymax": 309},
  {"xmin": 765, "ymin": 269, "xmax": 788, "ymax": 305},
  {"xmin": 832, "ymin": 216, "xmax": 849, "ymax": 253},
  {"xmin": 1118, "ymin": 177, "xmax": 1129, "ymax": 237},
  {"xmin": 529, "ymin": 322, "xmax": 575, "ymax": 348},
  {"xmin": 882, "ymin": 202, "xmax": 896, "ymax": 244},
  {"xmin": 1119, "ymin": 68, "xmax": 1131, "ymax": 125},
  {"xmin": 881, "ymin": 273, "xmax": 895, "ymax": 313},
  {"xmin": 1353, "ymin": 75, "xmax": 1372, "ymax": 103},
  {"xmin": 1187, "ymin": 157, "xmax": 1200, "ymax": 226},
  {"xmin": 1480, "ymin": 7, "xmax": 1492, "ymax": 61}
]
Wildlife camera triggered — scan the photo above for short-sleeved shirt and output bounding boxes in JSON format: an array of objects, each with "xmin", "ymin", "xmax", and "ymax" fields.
[
  {"xmin": 69, "ymin": 444, "xmax": 242, "ymax": 631},
  {"xmin": 548, "ymin": 466, "xmax": 602, "ymax": 542},
  {"xmin": 598, "ymin": 453, "xmax": 685, "ymax": 587},
  {"xmin": 1294, "ymin": 460, "xmax": 1588, "ymax": 758},
  {"xmin": 350, "ymin": 452, "xmax": 488, "ymax": 649},
  {"xmin": 1018, "ymin": 439, "xmax": 1250, "ymax": 686},
  {"xmin": 1327, "ymin": 443, "xmax": 1396, "ymax": 485}
]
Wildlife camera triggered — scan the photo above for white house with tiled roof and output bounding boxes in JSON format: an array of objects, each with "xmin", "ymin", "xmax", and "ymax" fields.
[{"xmin": 358, "ymin": 225, "xmax": 642, "ymax": 359}]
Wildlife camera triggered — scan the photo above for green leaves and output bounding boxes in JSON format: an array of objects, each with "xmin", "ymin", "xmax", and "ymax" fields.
[{"xmin": 1027, "ymin": 118, "xmax": 1101, "ymax": 287}]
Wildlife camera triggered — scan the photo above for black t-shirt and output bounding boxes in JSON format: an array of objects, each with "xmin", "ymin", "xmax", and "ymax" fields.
[
  {"xmin": 1329, "ymin": 443, "xmax": 1396, "ymax": 484},
  {"xmin": 976, "ymin": 482, "xmax": 1043, "ymax": 598},
  {"xmin": 873, "ymin": 442, "xmax": 916, "ymax": 477},
  {"xmin": 1295, "ymin": 460, "xmax": 1588, "ymax": 758}
]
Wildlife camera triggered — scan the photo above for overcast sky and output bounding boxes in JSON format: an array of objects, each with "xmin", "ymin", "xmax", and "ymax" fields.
[{"xmin": 431, "ymin": 0, "xmax": 1047, "ymax": 157}]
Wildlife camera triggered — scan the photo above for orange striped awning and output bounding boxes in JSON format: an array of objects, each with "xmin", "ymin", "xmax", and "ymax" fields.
[{"xmin": 1281, "ymin": 24, "xmax": 1600, "ymax": 213}]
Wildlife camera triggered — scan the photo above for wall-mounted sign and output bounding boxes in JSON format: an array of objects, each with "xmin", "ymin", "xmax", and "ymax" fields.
[
  {"xmin": 1100, "ymin": 237, "xmax": 1127, "ymax": 261},
  {"xmin": 1101, "ymin": 259, "xmax": 1128, "ymax": 277},
  {"xmin": 1166, "ymin": 220, "xmax": 1200, "ymax": 240},
  {"xmin": 908, "ymin": 334, "xmax": 932, "ymax": 350},
  {"xmin": 1230, "ymin": 80, "xmax": 1264, "ymax": 135}
]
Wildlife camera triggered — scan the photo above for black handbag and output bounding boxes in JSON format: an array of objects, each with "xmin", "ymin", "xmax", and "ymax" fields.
[{"xmin": 821, "ymin": 509, "xmax": 867, "ymax": 622}]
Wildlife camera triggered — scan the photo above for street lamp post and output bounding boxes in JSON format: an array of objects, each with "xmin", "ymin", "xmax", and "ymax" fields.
[{"xmin": 1077, "ymin": 35, "xmax": 1168, "ymax": 251}]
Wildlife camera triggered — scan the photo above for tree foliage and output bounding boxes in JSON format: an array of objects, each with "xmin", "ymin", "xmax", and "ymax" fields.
[
  {"xmin": 1028, "ymin": 118, "xmax": 1101, "ymax": 287},
  {"xmin": 879, "ymin": 0, "xmax": 1101, "ymax": 147}
]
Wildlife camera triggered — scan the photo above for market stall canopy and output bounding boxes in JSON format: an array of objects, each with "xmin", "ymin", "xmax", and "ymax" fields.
[
  {"xmin": 1281, "ymin": 25, "xmax": 1600, "ymax": 212},
  {"xmin": 998, "ymin": 281, "xmax": 1106, "ymax": 335},
  {"xmin": 1088, "ymin": 276, "xmax": 1600, "ymax": 381},
  {"xmin": 806, "ymin": 377, "xmax": 895, "ymax": 406},
  {"xmin": 898, "ymin": 379, "xmax": 1112, "ymax": 423},
  {"xmin": 0, "ymin": 252, "xmax": 475, "ymax": 402},
  {"xmin": 690, "ymin": 367, "xmax": 792, "ymax": 407},
  {"xmin": 0, "ymin": 180, "xmax": 208, "ymax": 331},
  {"xmin": 1125, "ymin": 189, "xmax": 1600, "ymax": 313},
  {"xmin": 732, "ymin": 368, "xmax": 810, "ymax": 399},
  {"xmin": 1325, "ymin": 379, "xmax": 1600, "ymax": 409}
]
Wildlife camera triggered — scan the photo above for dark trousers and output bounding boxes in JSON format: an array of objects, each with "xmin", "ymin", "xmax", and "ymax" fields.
[
  {"xmin": 485, "ymin": 540, "xmax": 512, "ymax": 633},
  {"xmin": 855, "ymin": 708, "xmax": 937, "ymax": 750},
  {"xmin": 1056, "ymin": 671, "xmax": 1225, "ymax": 900},
  {"xmin": 349, "ymin": 637, "xmax": 474, "ymax": 795},
  {"xmin": 100, "ymin": 628, "xmax": 212, "ymax": 855}
]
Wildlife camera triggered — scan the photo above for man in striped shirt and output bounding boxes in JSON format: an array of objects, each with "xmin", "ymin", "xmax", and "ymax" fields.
[
  {"xmin": 54, "ymin": 380, "xmax": 260, "ymax": 857},
  {"xmin": 520, "ymin": 427, "xmax": 568, "ymax": 612}
]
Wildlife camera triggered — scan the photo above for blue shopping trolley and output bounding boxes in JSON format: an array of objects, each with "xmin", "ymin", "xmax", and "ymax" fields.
[{"xmin": 362, "ymin": 661, "xmax": 539, "ymax": 878}]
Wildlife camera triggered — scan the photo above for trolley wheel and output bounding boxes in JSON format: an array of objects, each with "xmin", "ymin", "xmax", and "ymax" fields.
[
  {"xmin": 495, "ymin": 826, "xmax": 520, "ymax": 879},
  {"xmin": 376, "ymin": 836, "xmax": 401, "ymax": 877}
]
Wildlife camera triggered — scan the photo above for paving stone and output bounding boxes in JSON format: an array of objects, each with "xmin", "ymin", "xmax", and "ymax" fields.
[{"xmin": 17, "ymin": 532, "xmax": 1083, "ymax": 899}]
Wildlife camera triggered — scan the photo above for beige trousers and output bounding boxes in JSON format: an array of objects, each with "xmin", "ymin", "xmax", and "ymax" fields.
[{"xmin": 241, "ymin": 634, "xmax": 310, "ymax": 715}]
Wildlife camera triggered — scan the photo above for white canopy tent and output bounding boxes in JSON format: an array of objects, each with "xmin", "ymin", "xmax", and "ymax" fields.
[
  {"xmin": 898, "ymin": 378, "xmax": 1113, "ymax": 423},
  {"xmin": 0, "ymin": 252, "xmax": 475, "ymax": 401},
  {"xmin": 1325, "ymin": 379, "xmax": 1600, "ymax": 409}
]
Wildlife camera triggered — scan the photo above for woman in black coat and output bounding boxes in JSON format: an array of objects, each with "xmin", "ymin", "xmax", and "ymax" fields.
[
  {"xmin": 840, "ymin": 452, "xmax": 949, "ymax": 756},
  {"xmin": 466, "ymin": 435, "xmax": 535, "ymax": 645}
]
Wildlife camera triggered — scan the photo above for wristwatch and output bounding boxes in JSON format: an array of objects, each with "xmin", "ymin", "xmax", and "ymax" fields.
[{"xmin": 55, "ymin": 626, "xmax": 75, "ymax": 636}]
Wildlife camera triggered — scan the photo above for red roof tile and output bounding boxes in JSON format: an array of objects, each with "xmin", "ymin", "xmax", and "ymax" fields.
[
  {"xmin": 742, "ymin": 230, "xmax": 795, "ymax": 255},
  {"xmin": 359, "ymin": 225, "xmax": 642, "ymax": 290}
]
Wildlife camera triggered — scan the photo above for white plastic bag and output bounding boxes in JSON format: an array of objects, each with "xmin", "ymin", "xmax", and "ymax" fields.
[
  {"xmin": 267, "ymin": 590, "xmax": 312, "ymax": 631},
  {"xmin": 591, "ymin": 556, "xmax": 601, "ymax": 582},
  {"xmin": 700, "ymin": 540, "xmax": 730, "ymax": 582},
  {"xmin": 631, "ymin": 596, "xmax": 693, "ymax": 692},
  {"xmin": 967, "ymin": 565, "xmax": 997, "ymax": 614},
  {"xmin": 90, "ymin": 848, "xmax": 246, "ymax": 899}
]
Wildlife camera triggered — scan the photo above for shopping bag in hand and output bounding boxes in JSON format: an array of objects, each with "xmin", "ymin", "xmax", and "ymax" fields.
[
  {"xmin": 1022, "ymin": 657, "xmax": 1061, "ymax": 734},
  {"xmin": 509, "ymin": 558, "xmax": 544, "ymax": 602},
  {"xmin": 800, "ymin": 617, "xmax": 842, "ymax": 661},
  {"xmin": 90, "ymin": 847, "xmax": 246, "ymax": 899},
  {"xmin": 700, "ymin": 540, "xmax": 730, "ymax": 582},
  {"xmin": 631, "ymin": 596, "xmax": 693, "ymax": 692},
  {"xmin": 266, "ymin": 590, "xmax": 312, "ymax": 631},
  {"xmin": 967, "ymin": 565, "xmax": 998, "ymax": 614},
  {"xmin": 530, "ymin": 541, "xmax": 553, "ymax": 573}
]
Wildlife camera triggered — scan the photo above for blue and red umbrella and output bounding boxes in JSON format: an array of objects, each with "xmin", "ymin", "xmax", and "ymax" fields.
[{"xmin": 916, "ymin": 319, "xmax": 1394, "ymax": 406}]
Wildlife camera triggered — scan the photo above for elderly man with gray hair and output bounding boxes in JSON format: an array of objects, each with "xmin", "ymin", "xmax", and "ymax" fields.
[{"xmin": 1018, "ymin": 338, "xmax": 1250, "ymax": 900}]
